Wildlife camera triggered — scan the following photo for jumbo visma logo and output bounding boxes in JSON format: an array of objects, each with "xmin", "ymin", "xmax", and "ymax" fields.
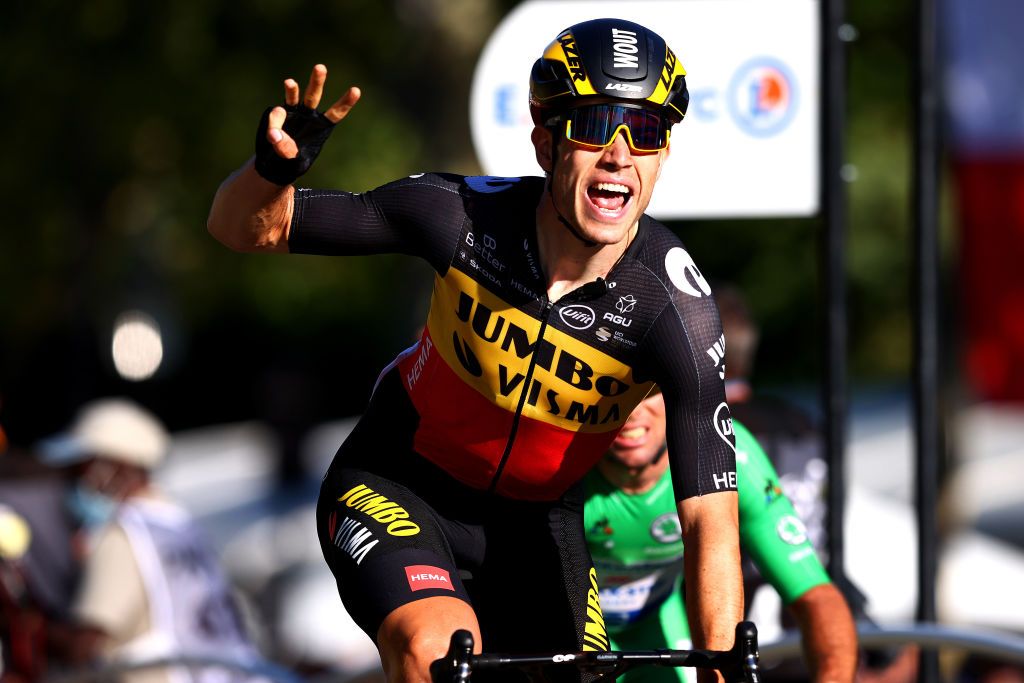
[
  {"xmin": 338, "ymin": 484, "xmax": 421, "ymax": 536},
  {"xmin": 427, "ymin": 269, "xmax": 653, "ymax": 433},
  {"xmin": 582, "ymin": 567, "xmax": 609, "ymax": 651}
]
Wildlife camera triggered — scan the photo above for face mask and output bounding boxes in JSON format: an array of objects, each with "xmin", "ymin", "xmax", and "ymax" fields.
[{"xmin": 65, "ymin": 485, "xmax": 118, "ymax": 529}]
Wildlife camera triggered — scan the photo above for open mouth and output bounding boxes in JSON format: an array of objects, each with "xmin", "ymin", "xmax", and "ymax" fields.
[
  {"xmin": 587, "ymin": 182, "xmax": 632, "ymax": 214},
  {"xmin": 614, "ymin": 426, "xmax": 647, "ymax": 447}
]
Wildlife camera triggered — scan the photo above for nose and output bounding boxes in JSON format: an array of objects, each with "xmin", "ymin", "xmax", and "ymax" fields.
[{"xmin": 600, "ymin": 129, "xmax": 633, "ymax": 167}]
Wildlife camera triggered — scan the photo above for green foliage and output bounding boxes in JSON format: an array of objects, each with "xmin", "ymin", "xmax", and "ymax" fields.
[{"xmin": 0, "ymin": 0, "xmax": 946, "ymax": 429}]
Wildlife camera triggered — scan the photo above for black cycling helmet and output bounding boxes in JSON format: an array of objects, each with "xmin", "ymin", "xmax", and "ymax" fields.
[{"xmin": 529, "ymin": 18, "xmax": 689, "ymax": 126}]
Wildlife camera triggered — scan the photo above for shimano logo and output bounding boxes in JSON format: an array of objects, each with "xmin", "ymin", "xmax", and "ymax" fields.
[
  {"xmin": 611, "ymin": 28, "xmax": 640, "ymax": 69},
  {"xmin": 605, "ymin": 83, "xmax": 642, "ymax": 92},
  {"xmin": 559, "ymin": 304, "xmax": 596, "ymax": 330}
]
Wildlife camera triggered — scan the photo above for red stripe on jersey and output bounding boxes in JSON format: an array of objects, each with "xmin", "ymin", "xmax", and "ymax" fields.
[{"xmin": 397, "ymin": 328, "xmax": 615, "ymax": 500}]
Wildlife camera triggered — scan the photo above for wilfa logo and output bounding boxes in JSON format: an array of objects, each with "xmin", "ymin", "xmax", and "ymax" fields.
[{"xmin": 559, "ymin": 304, "xmax": 596, "ymax": 330}]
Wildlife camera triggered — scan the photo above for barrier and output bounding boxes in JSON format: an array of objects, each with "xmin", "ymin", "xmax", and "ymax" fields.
[{"xmin": 760, "ymin": 621, "xmax": 1024, "ymax": 665}]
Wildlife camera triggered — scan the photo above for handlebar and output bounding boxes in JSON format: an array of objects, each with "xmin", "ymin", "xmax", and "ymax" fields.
[{"xmin": 430, "ymin": 621, "xmax": 760, "ymax": 683}]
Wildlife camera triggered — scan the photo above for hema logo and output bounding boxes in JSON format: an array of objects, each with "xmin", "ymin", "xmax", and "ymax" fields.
[
  {"xmin": 728, "ymin": 57, "xmax": 798, "ymax": 138},
  {"xmin": 405, "ymin": 565, "xmax": 454, "ymax": 591}
]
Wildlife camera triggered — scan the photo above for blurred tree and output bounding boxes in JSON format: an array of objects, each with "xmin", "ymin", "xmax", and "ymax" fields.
[
  {"xmin": 0, "ymin": 0, "xmax": 517, "ymax": 438},
  {"xmin": 0, "ymin": 0, "xmax": 948, "ymax": 439}
]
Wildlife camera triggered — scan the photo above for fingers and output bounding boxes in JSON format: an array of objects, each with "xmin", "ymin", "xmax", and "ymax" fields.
[
  {"xmin": 266, "ymin": 106, "xmax": 299, "ymax": 159},
  {"xmin": 303, "ymin": 63, "xmax": 328, "ymax": 109},
  {"xmin": 283, "ymin": 78, "xmax": 300, "ymax": 107},
  {"xmin": 324, "ymin": 86, "xmax": 362, "ymax": 124}
]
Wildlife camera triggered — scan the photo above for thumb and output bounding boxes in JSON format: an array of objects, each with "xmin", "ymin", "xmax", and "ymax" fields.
[{"xmin": 267, "ymin": 106, "xmax": 299, "ymax": 159}]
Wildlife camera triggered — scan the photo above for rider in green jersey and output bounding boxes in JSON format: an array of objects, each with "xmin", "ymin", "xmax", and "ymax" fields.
[{"xmin": 585, "ymin": 391, "xmax": 858, "ymax": 683}]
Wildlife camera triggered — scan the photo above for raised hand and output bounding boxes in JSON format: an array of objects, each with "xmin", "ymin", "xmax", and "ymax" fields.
[{"xmin": 254, "ymin": 64, "xmax": 362, "ymax": 186}]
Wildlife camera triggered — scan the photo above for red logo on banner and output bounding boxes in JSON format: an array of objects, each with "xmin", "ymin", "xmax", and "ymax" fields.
[{"xmin": 405, "ymin": 565, "xmax": 454, "ymax": 591}]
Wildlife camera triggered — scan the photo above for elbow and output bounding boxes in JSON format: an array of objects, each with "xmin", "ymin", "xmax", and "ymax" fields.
[
  {"xmin": 207, "ymin": 209, "xmax": 282, "ymax": 253},
  {"xmin": 206, "ymin": 211, "xmax": 246, "ymax": 253}
]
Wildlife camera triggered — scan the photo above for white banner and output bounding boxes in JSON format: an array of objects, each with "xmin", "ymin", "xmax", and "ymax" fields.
[{"xmin": 470, "ymin": 0, "xmax": 820, "ymax": 218}]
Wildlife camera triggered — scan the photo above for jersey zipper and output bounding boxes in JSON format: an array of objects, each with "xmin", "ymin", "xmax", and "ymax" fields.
[
  {"xmin": 488, "ymin": 296, "xmax": 553, "ymax": 494},
  {"xmin": 487, "ymin": 278, "xmax": 609, "ymax": 494}
]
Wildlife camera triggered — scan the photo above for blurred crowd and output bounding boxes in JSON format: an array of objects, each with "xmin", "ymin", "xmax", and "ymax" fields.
[
  {"xmin": 2, "ymin": 287, "xmax": 1022, "ymax": 683},
  {"xmin": 0, "ymin": 399, "xmax": 287, "ymax": 683}
]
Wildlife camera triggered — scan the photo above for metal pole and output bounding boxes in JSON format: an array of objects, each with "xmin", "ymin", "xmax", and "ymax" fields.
[
  {"xmin": 820, "ymin": 0, "xmax": 848, "ymax": 586},
  {"xmin": 913, "ymin": 0, "xmax": 942, "ymax": 679}
]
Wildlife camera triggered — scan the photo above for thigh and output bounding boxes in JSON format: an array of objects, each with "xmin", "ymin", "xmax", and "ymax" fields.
[
  {"xmin": 470, "ymin": 487, "xmax": 608, "ymax": 657},
  {"xmin": 316, "ymin": 464, "xmax": 473, "ymax": 641}
]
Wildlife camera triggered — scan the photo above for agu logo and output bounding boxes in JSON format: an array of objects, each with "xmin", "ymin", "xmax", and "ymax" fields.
[{"xmin": 728, "ymin": 57, "xmax": 797, "ymax": 137}]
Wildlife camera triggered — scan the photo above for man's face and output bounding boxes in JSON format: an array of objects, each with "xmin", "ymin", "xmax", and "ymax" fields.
[
  {"xmin": 534, "ymin": 122, "xmax": 669, "ymax": 245},
  {"xmin": 607, "ymin": 391, "xmax": 667, "ymax": 468}
]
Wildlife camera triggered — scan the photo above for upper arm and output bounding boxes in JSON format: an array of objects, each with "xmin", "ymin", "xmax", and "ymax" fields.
[
  {"xmin": 641, "ymin": 272, "xmax": 736, "ymax": 501},
  {"xmin": 288, "ymin": 174, "xmax": 465, "ymax": 272}
]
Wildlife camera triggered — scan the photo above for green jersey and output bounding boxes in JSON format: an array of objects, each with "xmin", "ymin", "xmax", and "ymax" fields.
[{"xmin": 584, "ymin": 420, "xmax": 829, "ymax": 635}]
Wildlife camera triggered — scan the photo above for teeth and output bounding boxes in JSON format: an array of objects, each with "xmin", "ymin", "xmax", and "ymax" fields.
[
  {"xmin": 595, "ymin": 182, "xmax": 629, "ymax": 194},
  {"xmin": 619, "ymin": 427, "xmax": 645, "ymax": 439}
]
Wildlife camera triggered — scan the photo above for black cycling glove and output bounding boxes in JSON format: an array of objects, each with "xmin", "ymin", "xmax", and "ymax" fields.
[{"xmin": 254, "ymin": 104, "xmax": 336, "ymax": 186}]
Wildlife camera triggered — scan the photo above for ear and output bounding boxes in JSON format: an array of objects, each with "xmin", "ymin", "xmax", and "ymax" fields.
[{"xmin": 531, "ymin": 126, "xmax": 553, "ymax": 173}]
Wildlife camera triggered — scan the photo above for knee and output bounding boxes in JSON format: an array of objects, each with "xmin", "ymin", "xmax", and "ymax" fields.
[
  {"xmin": 380, "ymin": 627, "xmax": 458, "ymax": 683},
  {"xmin": 377, "ymin": 599, "xmax": 479, "ymax": 683}
]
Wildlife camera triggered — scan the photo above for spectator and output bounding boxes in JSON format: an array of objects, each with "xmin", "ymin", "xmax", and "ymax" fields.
[
  {"xmin": 0, "ymin": 414, "xmax": 80, "ymax": 683},
  {"xmin": 41, "ymin": 398, "xmax": 260, "ymax": 683}
]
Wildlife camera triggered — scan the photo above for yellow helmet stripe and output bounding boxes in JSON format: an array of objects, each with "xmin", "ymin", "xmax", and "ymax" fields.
[
  {"xmin": 543, "ymin": 31, "xmax": 597, "ymax": 97},
  {"xmin": 648, "ymin": 46, "xmax": 687, "ymax": 108}
]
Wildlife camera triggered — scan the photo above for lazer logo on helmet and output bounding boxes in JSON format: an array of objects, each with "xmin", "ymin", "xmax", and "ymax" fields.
[
  {"xmin": 605, "ymin": 83, "xmax": 642, "ymax": 92},
  {"xmin": 558, "ymin": 34, "xmax": 586, "ymax": 82},
  {"xmin": 659, "ymin": 48, "xmax": 679, "ymax": 92}
]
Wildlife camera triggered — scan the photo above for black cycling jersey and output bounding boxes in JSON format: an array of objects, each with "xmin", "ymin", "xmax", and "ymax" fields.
[{"xmin": 291, "ymin": 173, "xmax": 737, "ymax": 502}]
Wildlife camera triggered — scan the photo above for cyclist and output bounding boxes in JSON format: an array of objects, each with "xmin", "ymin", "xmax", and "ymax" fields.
[
  {"xmin": 586, "ymin": 390, "xmax": 858, "ymax": 683},
  {"xmin": 208, "ymin": 18, "xmax": 741, "ymax": 683}
]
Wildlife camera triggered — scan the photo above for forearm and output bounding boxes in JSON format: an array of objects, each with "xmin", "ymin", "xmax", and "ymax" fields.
[
  {"xmin": 789, "ymin": 583, "xmax": 858, "ymax": 683},
  {"xmin": 680, "ymin": 493, "xmax": 742, "ymax": 663},
  {"xmin": 207, "ymin": 157, "xmax": 294, "ymax": 253}
]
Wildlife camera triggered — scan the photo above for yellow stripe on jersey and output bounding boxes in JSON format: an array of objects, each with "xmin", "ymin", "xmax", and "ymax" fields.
[{"xmin": 425, "ymin": 269, "xmax": 653, "ymax": 434}]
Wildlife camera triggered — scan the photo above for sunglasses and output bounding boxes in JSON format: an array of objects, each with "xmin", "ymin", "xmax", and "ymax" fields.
[{"xmin": 549, "ymin": 104, "xmax": 671, "ymax": 153}]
